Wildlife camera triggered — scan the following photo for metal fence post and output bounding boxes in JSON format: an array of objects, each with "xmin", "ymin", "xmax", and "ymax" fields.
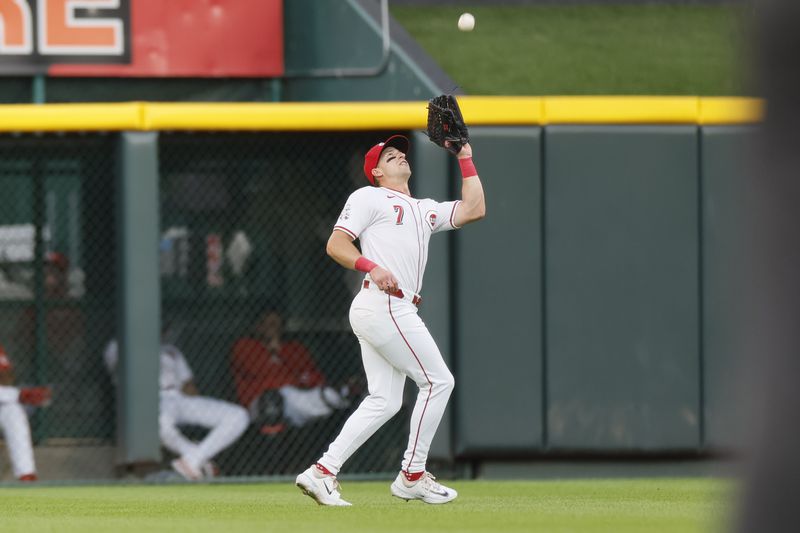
[{"xmin": 116, "ymin": 131, "xmax": 161, "ymax": 465}]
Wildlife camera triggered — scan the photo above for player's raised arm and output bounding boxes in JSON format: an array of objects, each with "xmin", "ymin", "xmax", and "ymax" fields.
[
  {"xmin": 326, "ymin": 230, "xmax": 399, "ymax": 292},
  {"xmin": 450, "ymin": 142, "xmax": 486, "ymax": 228},
  {"xmin": 426, "ymin": 94, "xmax": 485, "ymax": 228}
]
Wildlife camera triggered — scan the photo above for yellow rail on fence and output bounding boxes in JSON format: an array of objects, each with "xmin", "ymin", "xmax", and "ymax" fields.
[{"xmin": 0, "ymin": 97, "xmax": 762, "ymax": 132}]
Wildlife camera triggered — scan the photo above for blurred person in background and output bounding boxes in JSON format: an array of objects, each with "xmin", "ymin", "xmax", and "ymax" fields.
[
  {"xmin": 230, "ymin": 307, "xmax": 360, "ymax": 435},
  {"xmin": 0, "ymin": 344, "xmax": 52, "ymax": 481},
  {"xmin": 104, "ymin": 335, "xmax": 249, "ymax": 481},
  {"xmin": 13, "ymin": 252, "xmax": 86, "ymax": 425}
]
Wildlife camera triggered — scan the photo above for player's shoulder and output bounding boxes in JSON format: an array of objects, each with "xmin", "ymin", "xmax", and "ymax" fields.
[
  {"xmin": 161, "ymin": 344, "xmax": 184, "ymax": 358},
  {"xmin": 348, "ymin": 186, "xmax": 382, "ymax": 201},
  {"xmin": 416, "ymin": 197, "xmax": 439, "ymax": 208}
]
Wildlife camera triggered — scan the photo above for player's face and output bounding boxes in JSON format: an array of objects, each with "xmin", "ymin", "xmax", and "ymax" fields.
[
  {"xmin": 44, "ymin": 264, "xmax": 68, "ymax": 297},
  {"xmin": 377, "ymin": 147, "xmax": 411, "ymax": 180},
  {"xmin": 0, "ymin": 367, "xmax": 14, "ymax": 386},
  {"xmin": 256, "ymin": 311, "xmax": 283, "ymax": 340}
]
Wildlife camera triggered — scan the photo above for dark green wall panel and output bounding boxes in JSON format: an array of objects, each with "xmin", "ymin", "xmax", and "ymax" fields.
[
  {"xmin": 702, "ymin": 126, "xmax": 755, "ymax": 450},
  {"xmin": 283, "ymin": 0, "xmax": 446, "ymax": 101},
  {"xmin": 455, "ymin": 127, "xmax": 543, "ymax": 455},
  {"xmin": 545, "ymin": 126, "xmax": 700, "ymax": 450}
]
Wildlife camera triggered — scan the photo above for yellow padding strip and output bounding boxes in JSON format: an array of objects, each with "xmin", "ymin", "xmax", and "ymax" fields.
[
  {"xmin": 145, "ymin": 101, "xmax": 430, "ymax": 130},
  {"xmin": 0, "ymin": 103, "xmax": 142, "ymax": 131},
  {"xmin": 543, "ymin": 96, "xmax": 701, "ymax": 124},
  {"xmin": 0, "ymin": 98, "xmax": 762, "ymax": 132},
  {"xmin": 457, "ymin": 96, "xmax": 544, "ymax": 125},
  {"xmin": 699, "ymin": 97, "xmax": 764, "ymax": 125}
]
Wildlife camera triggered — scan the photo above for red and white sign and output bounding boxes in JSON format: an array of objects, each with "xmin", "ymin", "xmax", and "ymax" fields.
[
  {"xmin": 0, "ymin": 0, "xmax": 284, "ymax": 76},
  {"xmin": 0, "ymin": 0, "xmax": 130, "ymax": 72}
]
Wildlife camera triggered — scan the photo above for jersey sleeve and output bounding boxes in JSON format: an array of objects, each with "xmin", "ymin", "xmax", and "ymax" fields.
[
  {"xmin": 431, "ymin": 200, "xmax": 463, "ymax": 234},
  {"xmin": 172, "ymin": 347, "xmax": 194, "ymax": 385},
  {"xmin": 333, "ymin": 189, "xmax": 375, "ymax": 240},
  {"xmin": 0, "ymin": 384, "xmax": 20, "ymax": 404}
]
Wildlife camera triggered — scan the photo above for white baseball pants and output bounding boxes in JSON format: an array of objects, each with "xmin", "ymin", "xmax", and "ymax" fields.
[
  {"xmin": 159, "ymin": 391, "xmax": 249, "ymax": 471},
  {"xmin": 0, "ymin": 386, "xmax": 36, "ymax": 478},
  {"xmin": 318, "ymin": 287, "xmax": 455, "ymax": 475}
]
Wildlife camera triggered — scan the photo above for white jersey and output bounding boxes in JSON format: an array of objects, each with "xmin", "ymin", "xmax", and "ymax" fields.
[
  {"xmin": 158, "ymin": 345, "xmax": 194, "ymax": 391},
  {"xmin": 103, "ymin": 341, "xmax": 193, "ymax": 391},
  {"xmin": 334, "ymin": 186, "xmax": 461, "ymax": 294},
  {"xmin": 0, "ymin": 385, "xmax": 20, "ymax": 404}
]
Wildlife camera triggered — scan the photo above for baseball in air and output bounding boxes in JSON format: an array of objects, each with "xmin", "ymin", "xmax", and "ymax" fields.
[{"xmin": 458, "ymin": 13, "xmax": 475, "ymax": 32}]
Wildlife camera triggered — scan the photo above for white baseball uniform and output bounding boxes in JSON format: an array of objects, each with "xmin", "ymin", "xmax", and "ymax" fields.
[
  {"xmin": 0, "ymin": 385, "xmax": 36, "ymax": 478},
  {"xmin": 103, "ymin": 341, "xmax": 249, "ymax": 473},
  {"xmin": 318, "ymin": 185, "xmax": 461, "ymax": 475}
]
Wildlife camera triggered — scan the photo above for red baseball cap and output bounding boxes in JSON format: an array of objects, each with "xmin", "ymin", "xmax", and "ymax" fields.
[
  {"xmin": 46, "ymin": 251, "xmax": 69, "ymax": 271},
  {"xmin": 363, "ymin": 135, "xmax": 409, "ymax": 186}
]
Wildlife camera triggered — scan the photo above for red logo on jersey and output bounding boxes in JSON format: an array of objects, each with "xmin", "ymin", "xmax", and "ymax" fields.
[
  {"xmin": 426, "ymin": 211, "xmax": 437, "ymax": 229},
  {"xmin": 393, "ymin": 205, "xmax": 404, "ymax": 225}
]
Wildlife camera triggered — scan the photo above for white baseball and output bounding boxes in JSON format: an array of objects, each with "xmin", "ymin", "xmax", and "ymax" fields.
[{"xmin": 458, "ymin": 13, "xmax": 475, "ymax": 32}]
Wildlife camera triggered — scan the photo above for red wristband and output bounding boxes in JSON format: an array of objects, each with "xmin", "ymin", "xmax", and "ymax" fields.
[
  {"xmin": 355, "ymin": 256, "xmax": 378, "ymax": 273},
  {"xmin": 458, "ymin": 157, "xmax": 478, "ymax": 179}
]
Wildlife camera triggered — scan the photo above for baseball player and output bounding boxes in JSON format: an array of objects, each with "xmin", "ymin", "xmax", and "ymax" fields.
[
  {"xmin": 104, "ymin": 339, "xmax": 249, "ymax": 480},
  {"xmin": 296, "ymin": 135, "xmax": 485, "ymax": 505},
  {"xmin": 0, "ymin": 345, "xmax": 52, "ymax": 481}
]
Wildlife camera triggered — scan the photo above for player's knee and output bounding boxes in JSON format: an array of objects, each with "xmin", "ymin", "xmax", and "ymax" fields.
[
  {"xmin": 432, "ymin": 372, "xmax": 455, "ymax": 397},
  {"xmin": 157, "ymin": 424, "xmax": 172, "ymax": 443},
  {"xmin": 428, "ymin": 372, "xmax": 456, "ymax": 394},
  {"xmin": 442, "ymin": 372, "xmax": 455, "ymax": 392},
  {"xmin": 385, "ymin": 394, "xmax": 404, "ymax": 418},
  {"xmin": 230, "ymin": 405, "xmax": 249, "ymax": 433},
  {"xmin": 158, "ymin": 414, "xmax": 177, "ymax": 439},
  {"xmin": 367, "ymin": 393, "xmax": 402, "ymax": 421}
]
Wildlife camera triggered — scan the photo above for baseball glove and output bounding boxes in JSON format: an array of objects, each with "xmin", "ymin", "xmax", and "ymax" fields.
[{"xmin": 426, "ymin": 94, "xmax": 469, "ymax": 154}]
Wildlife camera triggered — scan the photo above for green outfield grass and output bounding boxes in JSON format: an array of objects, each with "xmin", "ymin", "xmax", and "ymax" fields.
[
  {"xmin": 391, "ymin": 5, "xmax": 748, "ymax": 95},
  {"xmin": 0, "ymin": 477, "xmax": 731, "ymax": 533}
]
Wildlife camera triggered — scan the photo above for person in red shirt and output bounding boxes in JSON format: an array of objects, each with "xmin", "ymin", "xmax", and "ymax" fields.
[{"xmin": 230, "ymin": 309, "xmax": 355, "ymax": 434}]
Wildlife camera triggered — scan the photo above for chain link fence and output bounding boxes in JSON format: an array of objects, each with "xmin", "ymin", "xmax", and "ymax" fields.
[
  {"xmin": 157, "ymin": 132, "xmax": 415, "ymax": 479},
  {"xmin": 0, "ymin": 134, "xmax": 117, "ymax": 481},
  {"xmin": 1, "ymin": 130, "xmax": 419, "ymax": 482}
]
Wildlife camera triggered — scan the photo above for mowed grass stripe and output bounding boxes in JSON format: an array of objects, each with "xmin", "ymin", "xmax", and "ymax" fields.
[
  {"xmin": 391, "ymin": 5, "xmax": 746, "ymax": 96},
  {"xmin": 0, "ymin": 478, "xmax": 731, "ymax": 533}
]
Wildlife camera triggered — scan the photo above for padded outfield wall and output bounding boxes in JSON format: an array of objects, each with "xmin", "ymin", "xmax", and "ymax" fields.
[{"xmin": 0, "ymin": 97, "xmax": 758, "ymax": 481}]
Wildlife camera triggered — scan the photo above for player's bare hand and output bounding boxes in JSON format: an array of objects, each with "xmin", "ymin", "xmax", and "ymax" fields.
[
  {"xmin": 445, "ymin": 141, "xmax": 472, "ymax": 159},
  {"xmin": 370, "ymin": 266, "xmax": 399, "ymax": 294}
]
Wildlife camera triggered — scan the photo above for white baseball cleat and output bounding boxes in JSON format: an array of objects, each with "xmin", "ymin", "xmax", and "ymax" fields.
[
  {"xmin": 390, "ymin": 472, "xmax": 458, "ymax": 504},
  {"xmin": 296, "ymin": 465, "xmax": 352, "ymax": 506},
  {"xmin": 171, "ymin": 458, "xmax": 202, "ymax": 481}
]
